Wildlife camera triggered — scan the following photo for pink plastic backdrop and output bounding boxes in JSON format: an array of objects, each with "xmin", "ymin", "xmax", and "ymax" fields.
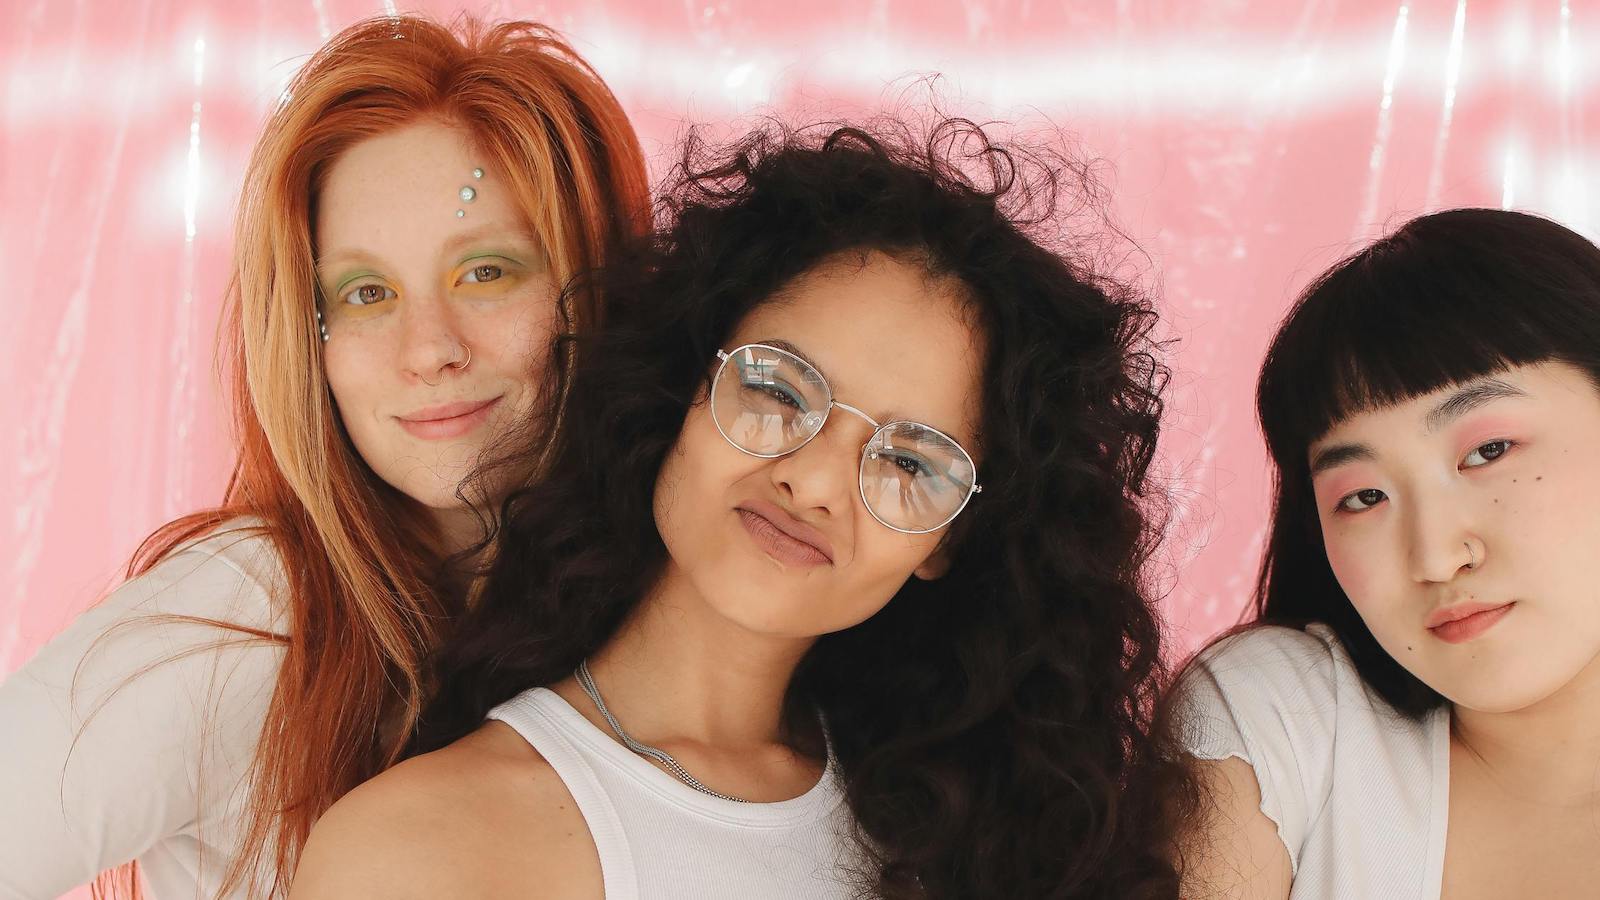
[{"xmin": 5, "ymin": 0, "xmax": 1599, "ymax": 684}]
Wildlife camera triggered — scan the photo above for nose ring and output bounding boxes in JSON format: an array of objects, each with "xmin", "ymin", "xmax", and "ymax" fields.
[
  {"xmin": 448, "ymin": 343, "xmax": 472, "ymax": 370},
  {"xmin": 1464, "ymin": 542, "xmax": 1477, "ymax": 570}
]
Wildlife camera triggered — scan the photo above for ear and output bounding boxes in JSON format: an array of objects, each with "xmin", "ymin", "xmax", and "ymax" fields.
[{"xmin": 912, "ymin": 548, "xmax": 951, "ymax": 581}]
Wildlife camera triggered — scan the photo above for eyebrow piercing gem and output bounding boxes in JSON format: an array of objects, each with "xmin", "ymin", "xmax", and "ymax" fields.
[
  {"xmin": 456, "ymin": 209, "xmax": 465, "ymax": 218},
  {"xmin": 458, "ymin": 186, "xmax": 477, "ymax": 203},
  {"xmin": 472, "ymin": 167, "xmax": 484, "ymax": 179},
  {"xmin": 315, "ymin": 307, "xmax": 329, "ymax": 343}
]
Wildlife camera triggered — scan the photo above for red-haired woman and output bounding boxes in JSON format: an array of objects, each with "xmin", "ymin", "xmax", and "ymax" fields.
[{"xmin": 0, "ymin": 15, "xmax": 647, "ymax": 899}]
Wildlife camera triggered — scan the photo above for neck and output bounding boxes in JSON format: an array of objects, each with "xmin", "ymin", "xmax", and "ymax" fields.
[
  {"xmin": 576, "ymin": 561, "xmax": 818, "ymax": 752},
  {"xmin": 1451, "ymin": 649, "xmax": 1600, "ymax": 805}
]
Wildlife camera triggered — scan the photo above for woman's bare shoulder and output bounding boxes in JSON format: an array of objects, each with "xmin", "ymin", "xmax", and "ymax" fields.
[{"xmin": 289, "ymin": 720, "xmax": 602, "ymax": 899}]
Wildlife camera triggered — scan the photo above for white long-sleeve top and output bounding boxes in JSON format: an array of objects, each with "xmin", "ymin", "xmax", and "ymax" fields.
[{"xmin": 0, "ymin": 521, "xmax": 288, "ymax": 900}]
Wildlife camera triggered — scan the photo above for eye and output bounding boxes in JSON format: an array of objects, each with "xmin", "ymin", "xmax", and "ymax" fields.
[
  {"xmin": 892, "ymin": 454, "xmax": 926, "ymax": 477},
  {"xmin": 460, "ymin": 263, "xmax": 503, "ymax": 284},
  {"xmin": 760, "ymin": 384, "xmax": 805, "ymax": 408},
  {"xmin": 740, "ymin": 375, "xmax": 806, "ymax": 410},
  {"xmin": 1338, "ymin": 488, "xmax": 1386, "ymax": 513},
  {"xmin": 878, "ymin": 450, "xmax": 940, "ymax": 483},
  {"xmin": 342, "ymin": 283, "xmax": 395, "ymax": 306},
  {"xmin": 1462, "ymin": 439, "xmax": 1512, "ymax": 469}
]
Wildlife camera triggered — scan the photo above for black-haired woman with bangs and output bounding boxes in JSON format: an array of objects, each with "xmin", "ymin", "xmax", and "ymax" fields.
[
  {"xmin": 1178, "ymin": 208, "xmax": 1600, "ymax": 899},
  {"xmin": 289, "ymin": 119, "xmax": 1198, "ymax": 899}
]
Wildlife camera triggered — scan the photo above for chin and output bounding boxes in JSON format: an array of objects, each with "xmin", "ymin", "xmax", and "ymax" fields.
[
  {"xmin": 1423, "ymin": 660, "xmax": 1570, "ymax": 714},
  {"xmin": 709, "ymin": 601, "xmax": 821, "ymax": 639},
  {"xmin": 385, "ymin": 471, "xmax": 471, "ymax": 511},
  {"xmin": 698, "ymin": 583, "xmax": 850, "ymax": 639},
  {"xmin": 712, "ymin": 590, "xmax": 884, "ymax": 640},
  {"xmin": 1440, "ymin": 684, "xmax": 1553, "ymax": 715}
]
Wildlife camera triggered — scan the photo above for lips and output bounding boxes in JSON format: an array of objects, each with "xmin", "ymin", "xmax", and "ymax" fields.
[
  {"xmin": 399, "ymin": 398, "xmax": 499, "ymax": 423},
  {"xmin": 1425, "ymin": 601, "xmax": 1516, "ymax": 644},
  {"xmin": 736, "ymin": 499, "xmax": 835, "ymax": 566},
  {"xmin": 395, "ymin": 396, "xmax": 502, "ymax": 440}
]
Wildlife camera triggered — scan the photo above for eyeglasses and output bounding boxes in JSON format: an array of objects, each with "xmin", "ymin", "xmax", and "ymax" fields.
[{"xmin": 710, "ymin": 343, "xmax": 983, "ymax": 534}]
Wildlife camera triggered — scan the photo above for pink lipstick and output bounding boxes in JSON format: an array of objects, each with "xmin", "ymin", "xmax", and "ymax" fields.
[
  {"xmin": 396, "ymin": 396, "xmax": 501, "ymax": 440},
  {"xmin": 1426, "ymin": 601, "xmax": 1515, "ymax": 644},
  {"xmin": 736, "ymin": 500, "xmax": 834, "ymax": 568}
]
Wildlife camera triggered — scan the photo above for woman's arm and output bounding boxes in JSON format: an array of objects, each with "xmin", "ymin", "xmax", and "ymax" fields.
[
  {"xmin": 0, "ymin": 540, "xmax": 283, "ymax": 898},
  {"xmin": 1180, "ymin": 756, "xmax": 1294, "ymax": 900},
  {"xmin": 1170, "ymin": 626, "xmax": 1351, "ymax": 900}
]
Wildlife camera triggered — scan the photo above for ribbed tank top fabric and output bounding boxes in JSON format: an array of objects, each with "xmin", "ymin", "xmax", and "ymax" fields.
[{"xmin": 487, "ymin": 687, "xmax": 859, "ymax": 900}]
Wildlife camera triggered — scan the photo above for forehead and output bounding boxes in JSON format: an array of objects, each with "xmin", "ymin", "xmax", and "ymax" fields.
[
  {"xmin": 730, "ymin": 251, "xmax": 986, "ymax": 443},
  {"xmin": 314, "ymin": 119, "xmax": 523, "ymax": 257}
]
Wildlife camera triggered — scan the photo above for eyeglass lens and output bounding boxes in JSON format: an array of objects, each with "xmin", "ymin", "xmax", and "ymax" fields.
[{"xmin": 711, "ymin": 345, "xmax": 977, "ymax": 532}]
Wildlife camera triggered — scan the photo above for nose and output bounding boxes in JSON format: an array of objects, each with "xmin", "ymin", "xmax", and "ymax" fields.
[
  {"xmin": 767, "ymin": 408, "xmax": 869, "ymax": 518},
  {"xmin": 398, "ymin": 292, "xmax": 468, "ymax": 384},
  {"xmin": 1402, "ymin": 486, "xmax": 1479, "ymax": 584}
]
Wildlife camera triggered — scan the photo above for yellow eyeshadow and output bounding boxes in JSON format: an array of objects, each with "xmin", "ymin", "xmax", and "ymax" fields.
[
  {"xmin": 324, "ymin": 276, "xmax": 394, "ymax": 319},
  {"xmin": 453, "ymin": 255, "xmax": 526, "ymax": 291}
]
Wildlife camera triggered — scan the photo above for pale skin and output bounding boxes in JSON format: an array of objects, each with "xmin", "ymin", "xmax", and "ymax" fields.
[
  {"xmin": 316, "ymin": 118, "xmax": 557, "ymax": 554},
  {"xmin": 288, "ymin": 252, "xmax": 986, "ymax": 897},
  {"xmin": 1185, "ymin": 361, "xmax": 1600, "ymax": 899}
]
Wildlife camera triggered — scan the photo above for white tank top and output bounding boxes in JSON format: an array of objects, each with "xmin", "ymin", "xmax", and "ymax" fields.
[{"xmin": 487, "ymin": 687, "xmax": 860, "ymax": 899}]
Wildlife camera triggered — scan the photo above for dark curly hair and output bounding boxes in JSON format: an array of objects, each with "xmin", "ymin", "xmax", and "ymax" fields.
[
  {"xmin": 1252, "ymin": 208, "xmax": 1600, "ymax": 716},
  {"xmin": 417, "ymin": 118, "xmax": 1195, "ymax": 898}
]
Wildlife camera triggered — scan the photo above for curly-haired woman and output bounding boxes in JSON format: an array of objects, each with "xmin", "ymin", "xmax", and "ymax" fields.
[{"xmin": 293, "ymin": 120, "xmax": 1194, "ymax": 899}]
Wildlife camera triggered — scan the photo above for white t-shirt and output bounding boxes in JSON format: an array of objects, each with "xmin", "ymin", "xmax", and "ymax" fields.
[
  {"xmin": 0, "ymin": 521, "xmax": 287, "ymax": 900},
  {"xmin": 1179, "ymin": 624, "xmax": 1450, "ymax": 899},
  {"xmin": 488, "ymin": 687, "xmax": 860, "ymax": 899}
]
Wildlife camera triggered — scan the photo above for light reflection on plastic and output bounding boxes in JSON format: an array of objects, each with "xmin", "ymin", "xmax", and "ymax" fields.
[{"xmin": 4, "ymin": 2, "xmax": 1599, "ymax": 692}]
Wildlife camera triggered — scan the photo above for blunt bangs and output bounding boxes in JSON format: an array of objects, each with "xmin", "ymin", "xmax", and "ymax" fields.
[{"xmin": 1257, "ymin": 208, "xmax": 1600, "ymax": 471}]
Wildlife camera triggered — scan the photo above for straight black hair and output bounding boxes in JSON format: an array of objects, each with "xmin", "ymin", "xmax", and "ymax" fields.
[{"xmin": 1253, "ymin": 208, "xmax": 1600, "ymax": 715}]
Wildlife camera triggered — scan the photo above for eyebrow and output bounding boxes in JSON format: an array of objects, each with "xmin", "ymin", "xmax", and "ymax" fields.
[
  {"xmin": 315, "ymin": 223, "xmax": 541, "ymax": 273},
  {"xmin": 756, "ymin": 338, "xmax": 821, "ymax": 372},
  {"xmin": 1309, "ymin": 442, "xmax": 1376, "ymax": 476},
  {"xmin": 1309, "ymin": 377, "xmax": 1530, "ymax": 476},
  {"xmin": 1422, "ymin": 377, "xmax": 1528, "ymax": 432}
]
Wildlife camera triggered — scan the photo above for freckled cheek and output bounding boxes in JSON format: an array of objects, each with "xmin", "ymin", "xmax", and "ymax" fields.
[
  {"xmin": 321, "ymin": 343, "xmax": 391, "ymax": 424},
  {"xmin": 474, "ymin": 300, "xmax": 558, "ymax": 375}
]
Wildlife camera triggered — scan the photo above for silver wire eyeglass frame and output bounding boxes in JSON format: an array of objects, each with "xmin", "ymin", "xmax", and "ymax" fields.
[{"xmin": 710, "ymin": 343, "xmax": 983, "ymax": 535}]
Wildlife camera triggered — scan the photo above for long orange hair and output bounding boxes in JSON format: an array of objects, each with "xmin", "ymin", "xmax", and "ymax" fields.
[{"xmin": 96, "ymin": 15, "xmax": 648, "ymax": 898}]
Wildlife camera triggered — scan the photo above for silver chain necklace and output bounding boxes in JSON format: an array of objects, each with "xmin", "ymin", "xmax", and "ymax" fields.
[{"xmin": 575, "ymin": 659, "xmax": 749, "ymax": 804}]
